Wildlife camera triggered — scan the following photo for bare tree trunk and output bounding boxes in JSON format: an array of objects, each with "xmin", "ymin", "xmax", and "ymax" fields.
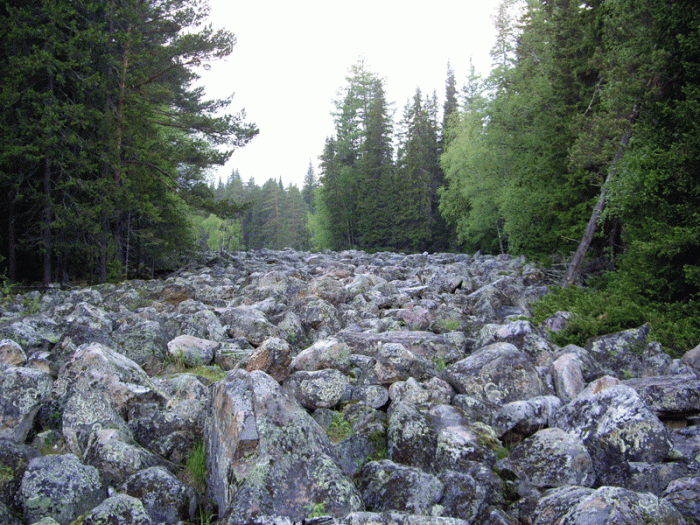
[{"xmin": 562, "ymin": 114, "xmax": 637, "ymax": 287}]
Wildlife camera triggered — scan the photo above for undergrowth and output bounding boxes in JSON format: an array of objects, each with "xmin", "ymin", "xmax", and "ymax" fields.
[{"xmin": 532, "ymin": 278, "xmax": 700, "ymax": 357}]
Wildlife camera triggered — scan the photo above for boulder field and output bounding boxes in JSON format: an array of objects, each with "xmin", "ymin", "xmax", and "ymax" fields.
[{"xmin": 0, "ymin": 248, "xmax": 699, "ymax": 525}]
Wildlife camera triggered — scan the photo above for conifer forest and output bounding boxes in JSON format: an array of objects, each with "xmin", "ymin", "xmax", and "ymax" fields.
[{"xmin": 1, "ymin": 0, "xmax": 699, "ymax": 351}]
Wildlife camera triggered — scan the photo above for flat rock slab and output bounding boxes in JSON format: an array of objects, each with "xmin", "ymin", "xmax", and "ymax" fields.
[{"xmin": 623, "ymin": 374, "xmax": 700, "ymax": 419}]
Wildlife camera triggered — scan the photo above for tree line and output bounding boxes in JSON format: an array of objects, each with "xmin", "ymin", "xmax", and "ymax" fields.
[
  {"xmin": 2, "ymin": 0, "xmax": 699, "ymax": 340},
  {"xmin": 0, "ymin": 0, "xmax": 257, "ymax": 285}
]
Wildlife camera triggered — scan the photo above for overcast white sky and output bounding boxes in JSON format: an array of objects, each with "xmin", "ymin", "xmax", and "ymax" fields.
[{"xmin": 199, "ymin": 1, "xmax": 499, "ymax": 188}]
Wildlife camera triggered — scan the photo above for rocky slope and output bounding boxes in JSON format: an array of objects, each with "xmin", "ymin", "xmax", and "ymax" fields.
[{"xmin": 1, "ymin": 249, "xmax": 699, "ymax": 525}]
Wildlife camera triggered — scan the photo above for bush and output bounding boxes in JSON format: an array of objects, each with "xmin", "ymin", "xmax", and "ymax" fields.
[{"xmin": 532, "ymin": 278, "xmax": 700, "ymax": 357}]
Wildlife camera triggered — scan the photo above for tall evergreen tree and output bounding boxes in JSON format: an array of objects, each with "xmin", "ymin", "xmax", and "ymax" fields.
[
  {"xmin": 301, "ymin": 160, "xmax": 318, "ymax": 214},
  {"xmin": 314, "ymin": 59, "xmax": 394, "ymax": 251},
  {"xmin": 0, "ymin": 0, "xmax": 257, "ymax": 283}
]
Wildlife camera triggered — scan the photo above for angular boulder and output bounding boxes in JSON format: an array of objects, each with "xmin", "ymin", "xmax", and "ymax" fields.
[
  {"xmin": 80, "ymin": 494, "xmax": 153, "ymax": 525},
  {"xmin": 205, "ymin": 370, "xmax": 362, "ymax": 524},
  {"xmin": 0, "ymin": 366, "xmax": 53, "ymax": 443},
  {"xmin": 506, "ymin": 427, "xmax": 595, "ymax": 489},
  {"xmin": 551, "ymin": 384, "xmax": 672, "ymax": 479},
  {"xmin": 533, "ymin": 485, "xmax": 685, "ymax": 525},
  {"xmin": 358, "ymin": 460, "xmax": 444, "ymax": 515},
  {"xmin": 441, "ymin": 343, "xmax": 546, "ymax": 406},
  {"xmin": 19, "ymin": 454, "xmax": 105, "ymax": 525},
  {"xmin": 122, "ymin": 466, "xmax": 197, "ymax": 524}
]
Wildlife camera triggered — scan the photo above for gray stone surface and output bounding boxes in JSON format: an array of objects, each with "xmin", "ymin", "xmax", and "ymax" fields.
[{"xmin": 19, "ymin": 454, "xmax": 105, "ymax": 525}]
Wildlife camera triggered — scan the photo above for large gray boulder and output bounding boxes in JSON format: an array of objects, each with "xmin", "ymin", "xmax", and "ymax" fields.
[
  {"xmin": 334, "ymin": 512, "xmax": 471, "ymax": 525},
  {"xmin": 0, "ymin": 440, "xmax": 40, "ymax": 510},
  {"xmin": 532, "ymin": 485, "xmax": 686, "ymax": 525},
  {"xmin": 623, "ymin": 374, "xmax": 700, "ymax": 422},
  {"xmin": 664, "ymin": 476, "xmax": 700, "ymax": 524},
  {"xmin": 0, "ymin": 340, "xmax": 25, "ymax": 367},
  {"xmin": 358, "ymin": 460, "xmax": 444, "ymax": 515},
  {"xmin": 61, "ymin": 390, "xmax": 132, "ymax": 456},
  {"xmin": 122, "ymin": 466, "xmax": 197, "ymax": 524},
  {"xmin": 80, "ymin": 494, "xmax": 153, "ymax": 525},
  {"xmin": 551, "ymin": 384, "xmax": 673, "ymax": 479},
  {"xmin": 387, "ymin": 402, "xmax": 437, "ymax": 471},
  {"xmin": 0, "ymin": 366, "xmax": 53, "ymax": 443},
  {"xmin": 505, "ymin": 427, "xmax": 595, "ymax": 489},
  {"xmin": 19, "ymin": 454, "xmax": 105, "ymax": 525},
  {"xmin": 112, "ymin": 320, "xmax": 167, "ymax": 369},
  {"xmin": 166, "ymin": 334, "xmax": 218, "ymax": 368},
  {"xmin": 206, "ymin": 369, "xmax": 362, "ymax": 524},
  {"xmin": 52, "ymin": 342, "xmax": 164, "ymax": 420},
  {"xmin": 220, "ymin": 306, "xmax": 283, "ymax": 346},
  {"xmin": 441, "ymin": 343, "xmax": 546, "ymax": 406},
  {"xmin": 337, "ymin": 330, "xmax": 463, "ymax": 365},
  {"xmin": 283, "ymin": 369, "xmax": 350, "ymax": 410}
]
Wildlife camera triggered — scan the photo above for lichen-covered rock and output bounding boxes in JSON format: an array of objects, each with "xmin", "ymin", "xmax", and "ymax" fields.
[
  {"xmin": 551, "ymin": 384, "xmax": 673, "ymax": 479},
  {"xmin": 206, "ymin": 370, "xmax": 362, "ymax": 524},
  {"xmin": 430, "ymin": 404, "xmax": 499, "ymax": 471},
  {"xmin": 663, "ymin": 476, "xmax": 700, "ymax": 524},
  {"xmin": 112, "ymin": 320, "xmax": 167, "ymax": 368},
  {"xmin": 358, "ymin": 460, "xmax": 444, "ymax": 515},
  {"xmin": 0, "ymin": 316, "xmax": 63, "ymax": 354},
  {"xmin": 437, "ymin": 470, "xmax": 486, "ymax": 522},
  {"xmin": 387, "ymin": 402, "xmax": 437, "ymax": 471},
  {"xmin": 19, "ymin": 454, "xmax": 105, "ymax": 525},
  {"xmin": 681, "ymin": 344, "xmax": 700, "ymax": 377},
  {"xmin": 122, "ymin": 466, "xmax": 197, "ymax": 524},
  {"xmin": 220, "ymin": 306, "xmax": 283, "ymax": 346},
  {"xmin": 506, "ymin": 428, "xmax": 595, "ymax": 489},
  {"xmin": 586, "ymin": 324, "xmax": 674, "ymax": 378},
  {"xmin": 441, "ymin": 343, "xmax": 546, "ymax": 406},
  {"xmin": 334, "ymin": 512, "xmax": 471, "ymax": 525},
  {"xmin": 245, "ymin": 337, "xmax": 293, "ymax": 383},
  {"xmin": 166, "ymin": 334, "xmax": 219, "ymax": 368},
  {"xmin": 80, "ymin": 494, "xmax": 153, "ymax": 525},
  {"xmin": 368, "ymin": 343, "xmax": 436, "ymax": 385},
  {"xmin": 338, "ymin": 330, "xmax": 463, "ymax": 366},
  {"xmin": 476, "ymin": 320, "xmax": 552, "ymax": 356},
  {"xmin": 61, "ymin": 390, "xmax": 132, "ymax": 456},
  {"xmin": 290, "ymin": 338, "xmax": 352, "ymax": 373},
  {"xmin": 52, "ymin": 342, "xmax": 164, "ymax": 420},
  {"xmin": 0, "ymin": 440, "xmax": 40, "ymax": 510},
  {"xmin": 533, "ymin": 485, "xmax": 686, "ymax": 525},
  {"xmin": 0, "ymin": 366, "xmax": 53, "ymax": 443},
  {"xmin": 82, "ymin": 428, "xmax": 164, "ymax": 485},
  {"xmin": 389, "ymin": 377, "xmax": 454, "ymax": 407},
  {"xmin": 623, "ymin": 374, "xmax": 700, "ymax": 421},
  {"xmin": 180, "ymin": 308, "xmax": 227, "ymax": 341},
  {"xmin": 283, "ymin": 369, "xmax": 350, "ymax": 410},
  {"xmin": 492, "ymin": 396, "xmax": 562, "ymax": 444}
]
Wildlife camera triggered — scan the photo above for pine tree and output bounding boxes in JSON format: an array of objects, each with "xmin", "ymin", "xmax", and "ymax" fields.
[{"xmin": 301, "ymin": 161, "xmax": 318, "ymax": 214}]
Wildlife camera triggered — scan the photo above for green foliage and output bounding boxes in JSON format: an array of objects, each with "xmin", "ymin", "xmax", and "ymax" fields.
[
  {"xmin": 532, "ymin": 283, "xmax": 646, "ymax": 347},
  {"xmin": 367, "ymin": 428, "xmax": 389, "ymax": 462},
  {"xmin": 0, "ymin": 0, "xmax": 257, "ymax": 283},
  {"xmin": 532, "ymin": 278, "xmax": 700, "ymax": 356},
  {"xmin": 185, "ymin": 441, "xmax": 207, "ymax": 490},
  {"xmin": 326, "ymin": 412, "xmax": 353, "ymax": 444},
  {"xmin": 305, "ymin": 501, "xmax": 327, "ymax": 518},
  {"xmin": 432, "ymin": 356, "xmax": 447, "ymax": 372}
]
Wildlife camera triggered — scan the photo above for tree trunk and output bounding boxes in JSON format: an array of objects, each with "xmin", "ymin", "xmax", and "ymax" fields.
[{"xmin": 562, "ymin": 114, "xmax": 637, "ymax": 287}]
